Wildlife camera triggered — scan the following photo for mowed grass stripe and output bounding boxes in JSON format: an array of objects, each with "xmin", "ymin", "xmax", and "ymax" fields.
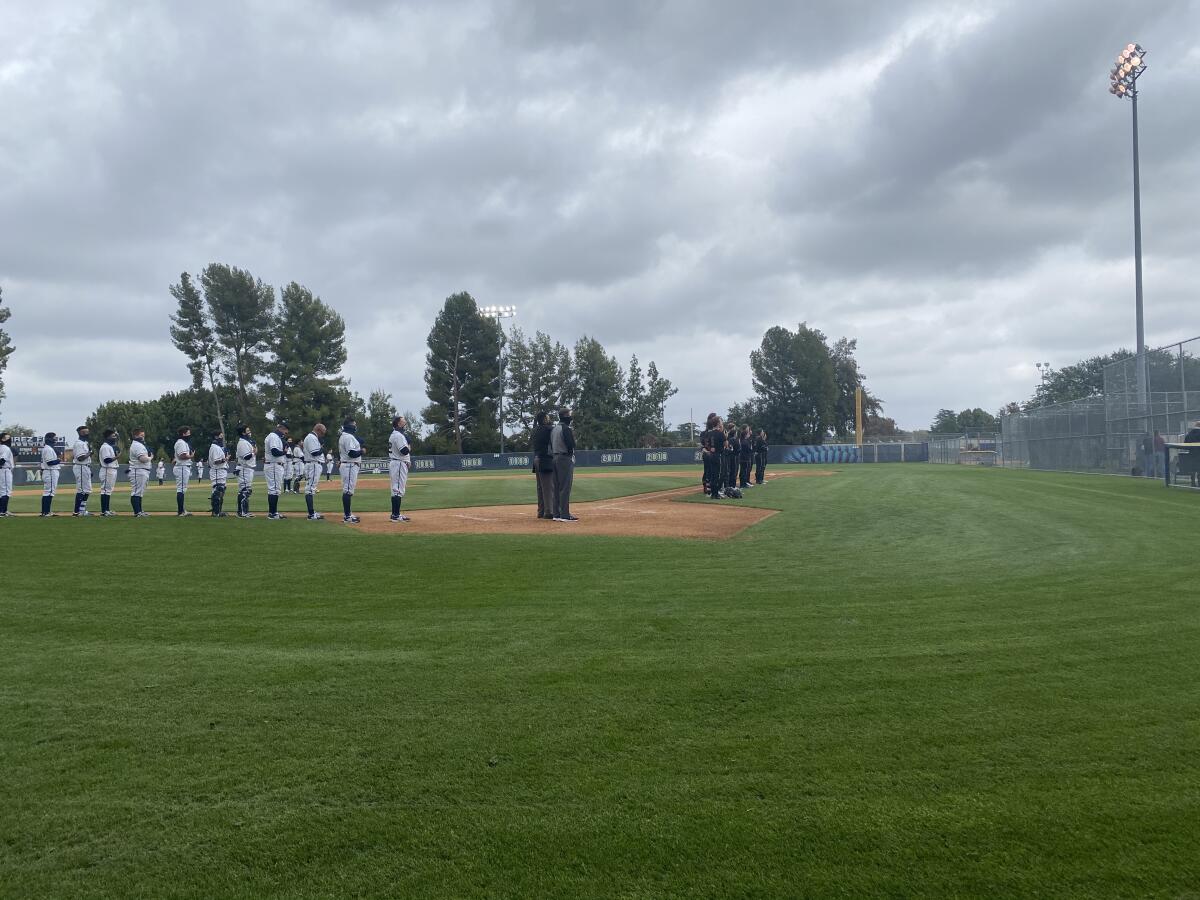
[{"xmin": 2, "ymin": 464, "xmax": 1199, "ymax": 897}]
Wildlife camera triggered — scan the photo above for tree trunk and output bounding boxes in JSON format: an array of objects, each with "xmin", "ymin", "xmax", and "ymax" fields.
[
  {"xmin": 451, "ymin": 322, "xmax": 464, "ymax": 454},
  {"xmin": 204, "ymin": 353, "xmax": 227, "ymax": 437}
]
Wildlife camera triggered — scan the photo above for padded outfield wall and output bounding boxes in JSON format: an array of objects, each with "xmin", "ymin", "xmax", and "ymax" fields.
[{"xmin": 9, "ymin": 442, "xmax": 929, "ymax": 485}]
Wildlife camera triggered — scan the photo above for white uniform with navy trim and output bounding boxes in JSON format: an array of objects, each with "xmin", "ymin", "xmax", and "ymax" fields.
[
  {"xmin": 41, "ymin": 443, "xmax": 62, "ymax": 497},
  {"xmin": 72, "ymin": 438, "xmax": 93, "ymax": 495},
  {"xmin": 303, "ymin": 433, "xmax": 324, "ymax": 496},
  {"xmin": 208, "ymin": 442, "xmax": 229, "ymax": 488},
  {"xmin": 173, "ymin": 439, "xmax": 192, "ymax": 492},
  {"xmin": 129, "ymin": 439, "xmax": 152, "ymax": 498},
  {"xmin": 264, "ymin": 431, "xmax": 286, "ymax": 495},
  {"xmin": 388, "ymin": 429, "xmax": 410, "ymax": 498},
  {"xmin": 324, "ymin": 454, "xmax": 334, "ymax": 477},
  {"xmin": 292, "ymin": 444, "xmax": 305, "ymax": 487},
  {"xmin": 98, "ymin": 441, "xmax": 120, "ymax": 496},
  {"xmin": 236, "ymin": 436, "xmax": 257, "ymax": 493},
  {"xmin": 0, "ymin": 443, "xmax": 13, "ymax": 499},
  {"xmin": 338, "ymin": 431, "xmax": 362, "ymax": 495}
]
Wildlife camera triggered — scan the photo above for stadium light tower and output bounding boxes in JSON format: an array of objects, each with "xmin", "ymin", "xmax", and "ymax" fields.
[
  {"xmin": 1035, "ymin": 361, "xmax": 1051, "ymax": 385},
  {"xmin": 481, "ymin": 305, "xmax": 517, "ymax": 453},
  {"xmin": 1109, "ymin": 42, "xmax": 1149, "ymax": 412}
]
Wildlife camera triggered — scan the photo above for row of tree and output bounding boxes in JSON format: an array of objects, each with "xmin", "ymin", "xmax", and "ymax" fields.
[
  {"xmin": 420, "ymin": 292, "xmax": 678, "ymax": 452},
  {"xmin": 168, "ymin": 264, "xmax": 352, "ymax": 439},
  {"xmin": 60, "ymin": 265, "xmax": 886, "ymax": 455}
]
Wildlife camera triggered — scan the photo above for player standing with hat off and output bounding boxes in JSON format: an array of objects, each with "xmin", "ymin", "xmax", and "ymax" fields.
[
  {"xmin": 302, "ymin": 423, "xmax": 327, "ymax": 520},
  {"xmin": 98, "ymin": 429, "xmax": 120, "ymax": 516},
  {"xmin": 0, "ymin": 432, "xmax": 13, "ymax": 517},
  {"xmin": 128, "ymin": 428, "xmax": 153, "ymax": 517},
  {"xmin": 208, "ymin": 430, "xmax": 229, "ymax": 517},
  {"xmin": 338, "ymin": 417, "xmax": 364, "ymax": 524},
  {"xmin": 40, "ymin": 432, "xmax": 62, "ymax": 517},
  {"xmin": 173, "ymin": 427, "xmax": 194, "ymax": 516},
  {"xmin": 388, "ymin": 416, "xmax": 412, "ymax": 523},
  {"xmin": 264, "ymin": 420, "xmax": 290, "ymax": 520},
  {"xmin": 71, "ymin": 425, "xmax": 93, "ymax": 516},
  {"xmin": 235, "ymin": 424, "xmax": 257, "ymax": 518}
]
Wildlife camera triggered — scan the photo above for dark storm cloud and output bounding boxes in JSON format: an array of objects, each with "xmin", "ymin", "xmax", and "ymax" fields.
[{"xmin": 1, "ymin": 0, "xmax": 1198, "ymax": 431}]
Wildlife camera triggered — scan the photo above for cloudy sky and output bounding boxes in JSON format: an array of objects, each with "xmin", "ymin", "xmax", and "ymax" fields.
[{"xmin": 2, "ymin": 0, "xmax": 1198, "ymax": 433}]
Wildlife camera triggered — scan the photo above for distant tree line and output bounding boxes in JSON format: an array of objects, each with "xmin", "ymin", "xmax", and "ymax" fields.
[{"xmin": 930, "ymin": 346, "xmax": 1196, "ymax": 432}]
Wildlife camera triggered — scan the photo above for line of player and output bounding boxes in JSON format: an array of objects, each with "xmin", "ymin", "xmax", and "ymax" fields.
[{"xmin": 0, "ymin": 416, "xmax": 415, "ymax": 524}]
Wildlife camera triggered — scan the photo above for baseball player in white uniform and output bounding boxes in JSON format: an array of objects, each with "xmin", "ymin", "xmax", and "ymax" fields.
[
  {"xmin": 208, "ymin": 430, "xmax": 230, "ymax": 517},
  {"xmin": 324, "ymin": 452, "xmax": 334, "ymax": 481},
  {"xmin": 235, "ymin": 424, "xmax": 257, "ymax": 518},
  {"xmin": 337, "ymin": 418, "xmax": 364, "ymax": 524},
  {"xmin": 388, "ymin": 416, "xmax": 412, "ymax": 522},
  {"xmin": 197, "ymin": 458, "xmax": 204, "ymax": 482},
  {"xmin": 156, "ymin": 459, "xmax": 165, "ymax": 485},
  {"xmin": 0, "ymin": 432, "xmax": 13, "ymax": 517},
  {"xmin": 283, "ymin": 439, "xmax": 295, "ymax": 493},
  {"xmin": 264, "ymin": 420, "xmax": 289, "ymax": 519},
  {"xmin": 98, "ymin": 429, "xmax": 121, "ymax": 516},
  {"xmin": 70, "ymin": 425, "xmax": 93, "ymax": 516},
  {"xmin": 291, "ymin": 440, "xmax": 305, "ymax": 493},
  {"xmin": 40, "ymin": 432, "xmax": 62, "ymax": 516},
  {"xmin": 302, "ymin": 423, "xmax": 327, "ymax": 520},
  {"xmin": 173, "ymin": 426, "xmax": 194, "ymax": 516},
  {"xmin": 128, "ymin": 428, "xmax": 152, "ymax": 517}
]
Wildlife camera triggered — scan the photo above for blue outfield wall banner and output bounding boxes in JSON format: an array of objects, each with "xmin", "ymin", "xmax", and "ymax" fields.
[
  {"xmin": 11, "ymin": 442, "xmax": 929, "ymax": 485},
  {"xmin": 782, "ymin": 444, "xmax": 861, "ymax": 464}
]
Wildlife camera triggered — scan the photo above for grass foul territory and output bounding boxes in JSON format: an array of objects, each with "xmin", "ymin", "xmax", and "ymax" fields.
[{"xmin": 2, "ymin": 464, "xmax": 1199, "ymax": 898}]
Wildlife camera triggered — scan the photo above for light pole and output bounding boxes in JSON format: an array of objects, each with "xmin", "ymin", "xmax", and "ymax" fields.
[
  {"xmin": 481, "ymin": 304, "xmax": 516, "ymax": 453},
  {"xmin": 1035, "ymin": 361, "xmax": 1051, "ymax": 385},
  {"xmin": 1110, "ymin": 42, "xmax": 1148, "ymax": 413}
]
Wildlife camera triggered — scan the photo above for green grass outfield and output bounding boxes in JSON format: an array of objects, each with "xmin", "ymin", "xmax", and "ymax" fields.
[{"xmin": 2, "ymin": 464, "xmax": 1198, "ymax": 897}]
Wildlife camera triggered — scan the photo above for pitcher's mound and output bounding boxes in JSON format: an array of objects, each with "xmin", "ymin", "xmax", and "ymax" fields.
[{"xmin": 356, "ymin": 484, "xmax": 780, "ymax": 540}]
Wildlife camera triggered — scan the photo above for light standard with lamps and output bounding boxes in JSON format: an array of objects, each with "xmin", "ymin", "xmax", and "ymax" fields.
[
  {"xmin": 480, "ymin": 305, "xmax": 516, "ymax": 453},
  {"xmin": 1110, "ymin": 42, "xmax": 1149, "ymax": 412},
  {"xmin": 1035, "ymin": 361, "xmax": 1051, "ymax": 385}
]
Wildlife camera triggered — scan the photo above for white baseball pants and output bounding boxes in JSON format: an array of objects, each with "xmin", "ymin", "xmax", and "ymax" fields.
[
  {"xmin": 389, "ymin": 459, "xmax": 409, "ymax": 497},
  {"xmin": 341, "ymin": 463, "xmax": 359, "ymax": 495},
  {"xmin": 265, "ymin": 462, "xmax": 285, "ymax": 496}
]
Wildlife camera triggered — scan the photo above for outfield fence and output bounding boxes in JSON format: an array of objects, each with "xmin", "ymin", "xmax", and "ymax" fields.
[
  {"xmin": 1000, "ymin": 335, "xmax": 1200, "ymax": 476},
  {"xmin": 9, "ymin": 441, "xmax": 932, "ymax": 486}
]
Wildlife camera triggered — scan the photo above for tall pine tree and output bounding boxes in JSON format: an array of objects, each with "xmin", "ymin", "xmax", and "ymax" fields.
[{"xmin": 421, "ymin": 292, "xmax": 500, "ymax": 453}]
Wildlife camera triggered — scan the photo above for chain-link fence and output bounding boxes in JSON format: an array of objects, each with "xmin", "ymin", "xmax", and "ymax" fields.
[
  {"xmin": 929, "ymin": 432, "xmax": 1001, "ymax": 465},
  {"xmin": 1000, "ymin": 335, "xmax": 1200, "ymax": 475}
]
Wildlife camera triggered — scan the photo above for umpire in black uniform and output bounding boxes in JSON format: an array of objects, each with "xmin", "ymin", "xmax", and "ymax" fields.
[
  {"xmin": 532, "ymin": 411, "xmax": 556, "ymax": 519},
  {"xmin": 551, "ymin": 407, "xmax": 577, "ymax": 521}
]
